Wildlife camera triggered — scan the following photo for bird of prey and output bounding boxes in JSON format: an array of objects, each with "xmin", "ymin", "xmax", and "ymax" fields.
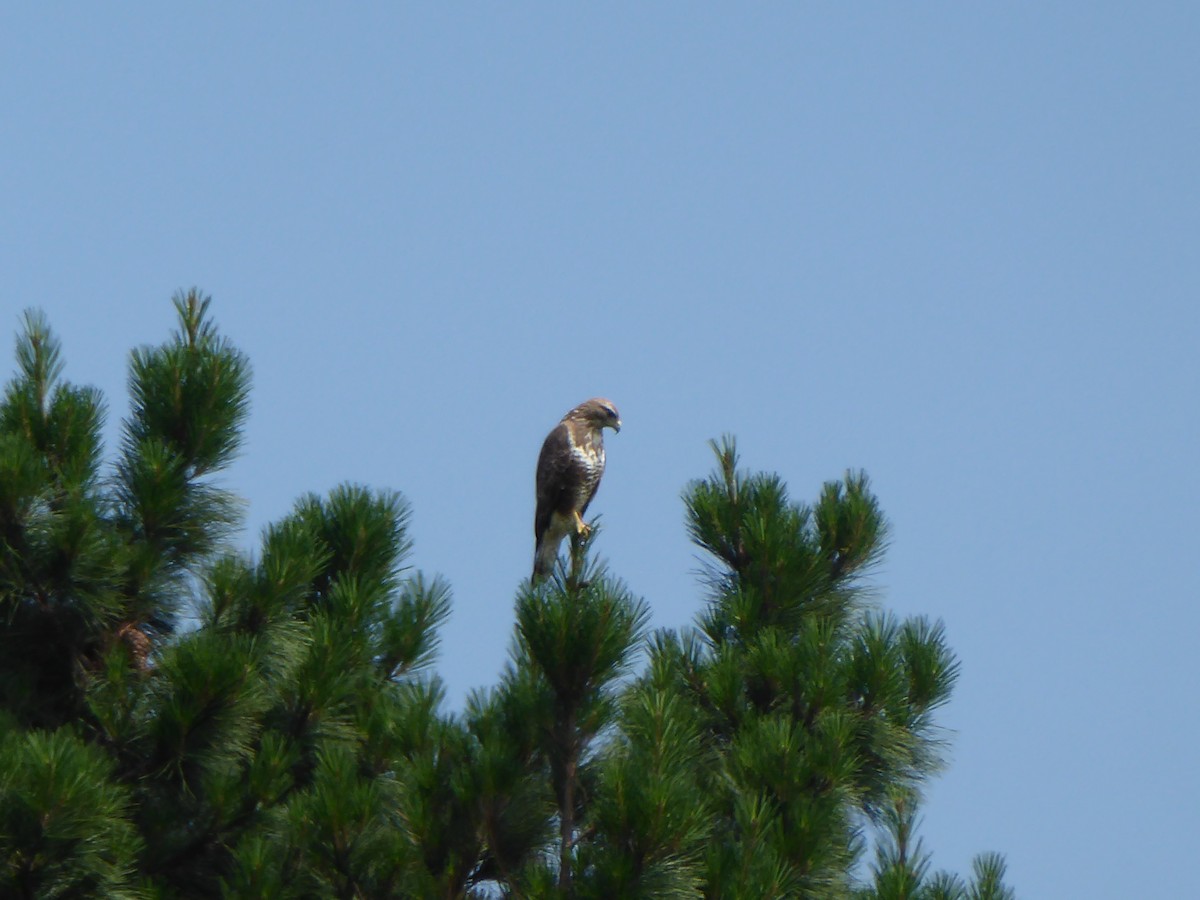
[{"xmin": 533, "ymin": 398, "xmax": 621, "ymax": 581}]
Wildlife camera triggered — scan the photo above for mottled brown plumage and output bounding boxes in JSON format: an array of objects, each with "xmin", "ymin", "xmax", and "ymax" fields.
[{"xmin": 533, "ymin": 398, "xmax": 621, "ymax": 580}]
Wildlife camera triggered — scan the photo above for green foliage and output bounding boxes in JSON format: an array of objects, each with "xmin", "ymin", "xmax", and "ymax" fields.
[
  {"xmin": 665, "ymin": 437, "xmax": 995, "ymax": 897},
  {"xmin": 503, "ymin": 540, "xmax": 652, "ymax": 893},
  {"xmin": 125, "ymin": 293, "xmax": 249, "ymax": 478},
  {"xmin": 0, "ymin": 299, "xmax": 1012, "ymax": 898},
  {"xmin": 0, "ymin": 726, "xmax": 141, "ymax": 899},
  {"xmin": 576, "ymin": 684, "xmax": 713, "ymax": 899},
  {"xmin": 854, "ymin": 791, "xmax": 1016, "ymax": 900}
]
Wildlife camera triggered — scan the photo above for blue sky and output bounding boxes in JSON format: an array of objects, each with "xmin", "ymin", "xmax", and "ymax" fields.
[{"xmin": 3, "ymin": 4, "xmax": 1197, "ymax": 895}]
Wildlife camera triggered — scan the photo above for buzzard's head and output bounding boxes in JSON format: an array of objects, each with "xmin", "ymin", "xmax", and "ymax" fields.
[{"xmin": 568, "ymin": 398, "xmax": 621, "ymax": 433}]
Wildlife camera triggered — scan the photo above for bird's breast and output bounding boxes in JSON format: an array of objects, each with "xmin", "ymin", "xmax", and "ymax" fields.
[{"xmin": 569, "ymin": 434, "xmax": 605, "ymax": 498}]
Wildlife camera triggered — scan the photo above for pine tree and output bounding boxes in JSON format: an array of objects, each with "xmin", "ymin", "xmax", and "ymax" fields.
[
  {"xmin": 2, "ymin": 294, "xmax": 253, "ymax": 897},
  {"xmin": 1, "ymin": 297, "xmax": 456, "ymax": 897},
  {"xmin": 626, "ymin": 436, "xmax": 1008, "ymax": 898},
  {"xmin": 0, "ymin": 297, "xmax": 1012, "ymax": 898},
  {"xmin": 854, "ymin": 788, "xmax": 1016, "ymax": 900}
]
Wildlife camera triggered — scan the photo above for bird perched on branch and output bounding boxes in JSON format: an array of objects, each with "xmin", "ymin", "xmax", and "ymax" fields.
[{"xmin": 533, "ymin": 398, "xmax": 621, "ymax": 581}]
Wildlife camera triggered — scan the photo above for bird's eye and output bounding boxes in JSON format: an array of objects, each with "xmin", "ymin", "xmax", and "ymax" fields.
[{"xmin": 605, "ymin": 407, "xmax": 618, "ymax": 419}]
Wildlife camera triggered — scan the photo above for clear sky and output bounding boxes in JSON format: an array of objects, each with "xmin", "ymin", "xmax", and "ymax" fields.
[{"xmin": 3, "ymin": 4, "xmax": 1197, "ymax": 896}]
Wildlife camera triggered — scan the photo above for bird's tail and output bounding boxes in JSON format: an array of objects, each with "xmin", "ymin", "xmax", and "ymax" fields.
[{"xmin": 532, "ymin": 536, "xmax": 559, "ymax": 582}]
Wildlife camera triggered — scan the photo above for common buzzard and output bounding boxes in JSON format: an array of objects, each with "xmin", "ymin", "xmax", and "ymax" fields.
[{"xmin": 533, "ymin": 398, "xmax": 621, "ymax": 581}]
